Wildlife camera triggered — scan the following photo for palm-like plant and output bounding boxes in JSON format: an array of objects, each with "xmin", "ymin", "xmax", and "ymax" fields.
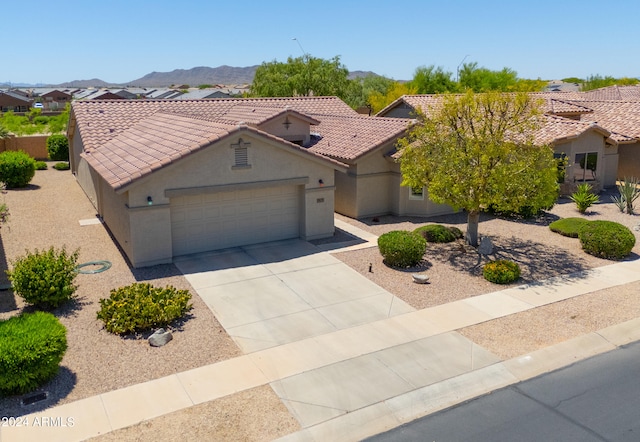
[{"xmin": 570, "ymin": 183, "xmax": 599, "ymax": 213}]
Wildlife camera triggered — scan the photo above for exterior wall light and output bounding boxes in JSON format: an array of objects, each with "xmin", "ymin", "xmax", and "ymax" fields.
[
  {"xmin": 318, "ymin": 179, "xmax": 324, "ymax": 187},
  {"xmin": 147, "ymin": 196, "xmax": 153, "ymax": 206}
]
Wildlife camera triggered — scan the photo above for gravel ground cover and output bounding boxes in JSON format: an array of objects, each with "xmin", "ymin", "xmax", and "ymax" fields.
[
  {"xmin": 0, "ymin": 166, "xmax": 242, "ymax": 417},
  {"xmin": 2, "ymin": 166, "xmax": 639, "ymax": 441}
]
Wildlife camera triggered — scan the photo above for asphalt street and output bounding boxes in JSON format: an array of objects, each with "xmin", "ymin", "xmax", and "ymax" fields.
[{"xmin": 367, "ymin": 340, "xmax": 640, "ymax": 442}]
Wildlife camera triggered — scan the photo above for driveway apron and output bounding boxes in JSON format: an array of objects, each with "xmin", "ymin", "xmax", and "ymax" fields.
[{"xmin": 175, "ymin": 239, "xmax": 415, "ymax": 353}]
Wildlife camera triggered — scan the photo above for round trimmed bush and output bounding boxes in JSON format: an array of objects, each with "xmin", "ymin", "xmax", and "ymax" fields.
[
  {"xmin": 0, "ymin": 312, "xmax": 67, "ymax": 396},
  {"xmin": 7, "ymin": 247, "xmax": 79, "ymax": 309},
  {"xmin": 53, "ymin": 162, "xmax": 70, "ymax": 171},
  {"xmin": 578, "ymin": 220, "xmax": 635, "ymax": 260},
  {"xmin": 549, "ymin": 217, "xmax": 591, "ymax": 238},
  {"xmin": 34, "ymin": 160, "xmax": 48, "ymax": 170},
  {"xmin": 0, "ymin": 150, "xmax": 36, "ymax": 188},
  {"xmin": 483, "ymin": 260, "xmax": 521, "ymax": 284},
  {"xmin": 97, "ymin": 283, "xmax": 193, "ymax": 335},
  {"xmin": 414, "ymin": 224, "xmax": 458, "ymax": 243},
  {"xmin": 378, "ymin": 230, "xmax": 427, "ymax": 268},
  {"xmin": 46, "ymin": 134, "xmax": 69, "ymax": 161}
]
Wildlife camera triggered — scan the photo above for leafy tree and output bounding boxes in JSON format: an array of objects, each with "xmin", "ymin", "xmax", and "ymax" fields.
[
  {"xmin": 459, "ymin": 62, "xmax": 519, "ymax": 92},
  {"xmin": 561, "ymin": 77, "xmax": 584, "ymax": 84},
  {"xmin": 344, "ymin": 74, "xmax": 396, "ymax": 110},
  {"xmin": 250, "ymin": 55, "xmax": 350, "ymax": 98},
  {"xmin": 368, "ymin": 82, "xmax": 417, "ymax": 114},
  {"xmin": 513, "ymin": 78, "xmax": 548, "ymax": 92},
  {"xmin": 398, "ymin": 91, "xmax": 559, "ymax": 246},
  {"xmin": 582, "ymin": 74, "xmax": 639, "ymax": 91},
  {"xmin": 0, "ymin": 123, "xmax": 9, "ymax": 139},
  {"xmin": 410, "ymin": 65, "xmax": 458, "ymax": 94}
]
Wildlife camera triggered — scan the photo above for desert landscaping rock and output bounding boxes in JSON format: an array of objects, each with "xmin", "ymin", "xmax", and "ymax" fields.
[
  {"xmin": 478, "ymin": 236, "xmax": 494, "ymax": 255},
  {"xmin": 148, "ymin": 328, "xmax": 173, "ymax": 347}
]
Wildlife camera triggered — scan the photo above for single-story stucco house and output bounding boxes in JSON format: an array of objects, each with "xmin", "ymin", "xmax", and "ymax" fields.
[
  {"xmin": 68, "ymin": 97, "xmax": 365, "ymax": 267},
  {"xmin": 377, "ymin": 93, "xmax": 624, "ymax": 194},
  {"xmin": 69, "ymin": 96, "xmax": 433, "ymax": 267}
]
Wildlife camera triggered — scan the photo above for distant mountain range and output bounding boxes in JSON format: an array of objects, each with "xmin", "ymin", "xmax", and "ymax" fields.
[{"xmin": 1, "ymin": 66, "xmax": 381, "ymax": 89}]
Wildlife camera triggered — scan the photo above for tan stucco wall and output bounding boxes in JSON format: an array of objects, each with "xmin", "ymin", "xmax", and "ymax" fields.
[
  {"xmin": 617, "ymin": 142, "xmax": 640, "ymax": 180},
  {"xmin": 98, "ymin": 177, "xmax": 133, "ymax": 262},
  {"xmin": 554, "ymin": 130, "xmax": 611, "ymax": 192},
  {"xmin": 116, "ymin": 130, "xmax": 337, "ymax": 266},
  {"xmin": 76, "ymin": 158, "xmax": 99, "ymax": 209},
  {"xmin": 0, "ymin": 135, "xmax": 48, "ymax": 159},
  {"xmin": 334, "ymin": 169, "xmax": 358, "ymax": 218}
]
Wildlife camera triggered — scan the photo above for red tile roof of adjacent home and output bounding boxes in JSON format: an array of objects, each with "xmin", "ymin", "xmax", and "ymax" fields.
[
  {"xmin": 377, "ymin": 93, "xmax": 592, "ymax": 118},
  {"xmin": 570, "ymin": 100, "xmax": 640, "ymax": 140},
  {"xmin": 80, "ymin": 112, "xmax": 346, "ymax": 191},
  {"xmin": 306, "ymin": 114, "xmax": 414, "ymax": 161},
  {"xmin": 70, "ymin": 96, "xmax": 358, "ymax": 151},
  {"xmin": 579, "ymin": 85, "xmax": 640, "ymax": 101},
  {"xmin": 533, "ymin": 115, "xmax": 628, "ymax": 145}
]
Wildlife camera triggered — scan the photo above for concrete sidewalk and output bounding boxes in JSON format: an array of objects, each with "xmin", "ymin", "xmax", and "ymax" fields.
[{"xmin": 3, "ymin": 226, "xmax": 640, "ymax": 442}]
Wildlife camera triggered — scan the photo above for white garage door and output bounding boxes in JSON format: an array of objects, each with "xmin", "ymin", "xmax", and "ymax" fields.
[{"xmin": 170, "ymin": 186, "xmax": 300, "ymax": 256}]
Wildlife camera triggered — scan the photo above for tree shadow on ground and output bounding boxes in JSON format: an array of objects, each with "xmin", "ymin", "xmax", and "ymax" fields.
[
  {"xmin": 0, "ymin": 366, "xmax": 77, "ymax": 417},
  {"xmin": 424, "ymin": 235, "xmax": 592, "ymax": 282}
]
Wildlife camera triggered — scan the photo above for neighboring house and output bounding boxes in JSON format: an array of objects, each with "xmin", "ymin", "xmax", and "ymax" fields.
[
  {"xmin": 176, "ymin": 88, "xmax": 237, "ymax": 100},
  {"xmin": 68, "ymin": 97, "xmax": 359, "ymax": 267},
  {"xmin": 569, "ymin": 100, "xmax": 640, "ymax": 180},
  {"xmin": 39, "ymin": 89, "xmax": 72, "ymax": 110},
  {"xmin": 0, "ymin": 90, "xmax": 32, "ymax": 112},
  {"xmin": 378, "ymin": 93, "xmax": 624, "ymax": 193}
]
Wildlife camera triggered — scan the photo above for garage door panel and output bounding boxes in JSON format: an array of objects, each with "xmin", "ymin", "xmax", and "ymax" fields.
[{"xmin": 171, "ymin": 186, "xmax": 301, "ymax": 256}]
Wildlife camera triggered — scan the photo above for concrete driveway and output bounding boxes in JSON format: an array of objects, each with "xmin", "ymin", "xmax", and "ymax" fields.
[{"xmin": 175, "ymin": 239, "xmax": 415, "ymax": 353}]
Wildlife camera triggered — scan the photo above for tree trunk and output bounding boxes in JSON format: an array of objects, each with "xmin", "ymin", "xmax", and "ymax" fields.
[{"xmin": 466, "ymin": 210, "xmax": 480, "ymax": 247}]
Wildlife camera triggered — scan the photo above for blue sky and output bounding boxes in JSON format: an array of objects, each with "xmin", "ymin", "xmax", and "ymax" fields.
[{"xmin": 4, "ymin": 0, "xmax": 640, "ymax": 85}]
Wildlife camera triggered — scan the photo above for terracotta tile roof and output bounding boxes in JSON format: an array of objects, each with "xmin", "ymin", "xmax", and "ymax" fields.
[
  {"xmin": 378, "ymin": 93, "xmax": 592, "ymax": 118},
  {"xmin": 569, "ymin": 100, "xmax": 640, "ymax": 140},
  {"xmin": 81, "ymin": 112, "xmax": 345, "ymax": 191},
  {"xmin": 532, "ymin": 115, "xmax": 625, "ymax": 145},
  {"xmin": 217, "ymin": 104, "xmax": 320, "ymax": 126},
  {"xmin": 579, "ymin": 85, "xmax": 640, "ymax": 101},
  {"xmin": 70, "ymin": 96, "xmax": 357, "ymax": 151},
  {"xmin": 307, "ymin": 114, "xmax": 414, "ymax": 161}
]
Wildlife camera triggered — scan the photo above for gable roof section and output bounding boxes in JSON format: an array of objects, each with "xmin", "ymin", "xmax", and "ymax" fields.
[
  {"xmin": 570, "ymin": 100, "xmax": 640, "ymax": 140},
  {"xmin": 307, "ymin": 114, "xmax": 413, "ymax": 161},
  {"xmin": 533, "ymin": 115, "xmax": 622, "ymax": 145},
  {"xmin": 378, "ymin": 93, "xmax": 593, "ymax": 118},
  {"xmin": 217, "ymin": 104, "xmax": 321, "ymax": 126},
  {"xmin": 70, "ymin": 96, "xmax": 358, "ymax": 151},
  {"xmin": 579, "ymin": 85, "xmax": 640, "ymax": 101},
  {"xmin": 81, "ymin": 112, "xmax": 345, "ymax": 191}
]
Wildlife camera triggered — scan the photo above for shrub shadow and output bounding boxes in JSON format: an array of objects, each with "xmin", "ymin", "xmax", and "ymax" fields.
[
  {"xmin": 424, "ymin": 235, "xmax": 592, "ymax": 282},
  {"xmin": 0, "ymin": 366, "xmax": 77, "ymax": 417}
]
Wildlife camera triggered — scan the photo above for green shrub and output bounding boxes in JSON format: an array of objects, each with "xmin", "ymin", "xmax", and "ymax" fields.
[
  {"xmin": 34, "ymin": 160, "xmax": 47, "ymax": 170},
  {"xmin": 377, "ymin": 230, "xmax": 427, "ymax": 268},
  {"xmin": 578, "ymin": 220, "xmax": 635, "ymax": 260},
  {"xmin": 448, "ymin": 226, "xmax": 464, "ymax": 239},
  {"xmin": 33, "ymin": 116, "xmax": 49, "ymax": 126},
  {"xmin": 549, "ymin": 217, "xmax": 591, "ymax": 238},
  {"xmin": 53, "ymin": 162, "xmax": 70, "ymax": 170},
  {"xmin": 570, "ymin": 183, "xmax": 599, "ymax": 213},
  {"xmin": 7, "ymin": 247, "xmax": 79, "ymax": 309},
  {"xmin": 47, "ymin": 134, "xmax": 69, "ymax": 161},
  {"xmin": 414, "ymin": 224, "xmax": 458, "ymax": 243},
  {"xmin": 0, "ymin": 312, "xmax": 67, "ymax": 396},
  {"xmin": 0, "ymin": 150, "xmax": 36, "ymax": 188},
  {"xmin": 483, "ymin": 260, "xmax": 521, "ymax": 284},
  {"xmin": 97, "ymin": 283, "xmax": 193, "ymax": 335}
]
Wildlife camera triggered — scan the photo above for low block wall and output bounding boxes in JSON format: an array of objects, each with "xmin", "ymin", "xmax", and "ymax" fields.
[{"xmin": 0, "ymin": 135, "xmax": 49, "ymax": 159}]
